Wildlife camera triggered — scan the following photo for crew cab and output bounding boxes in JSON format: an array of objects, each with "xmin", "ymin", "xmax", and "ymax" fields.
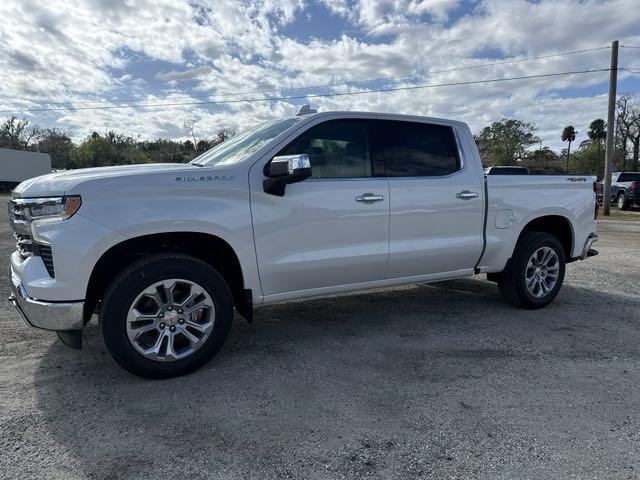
[{"xmin": 9, "ymin": 110, "xmax": 599, "ymax": 378}]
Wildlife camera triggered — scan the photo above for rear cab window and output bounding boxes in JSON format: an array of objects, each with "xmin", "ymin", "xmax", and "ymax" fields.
[{"xmin": 374, "ymin": 120, "xmax": 461, "ymax": 177}]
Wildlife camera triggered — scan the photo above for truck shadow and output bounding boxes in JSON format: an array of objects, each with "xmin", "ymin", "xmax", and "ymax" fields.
[{"xmin": 32, "ymin": 279, "xmax": 640, "ymax": 479}]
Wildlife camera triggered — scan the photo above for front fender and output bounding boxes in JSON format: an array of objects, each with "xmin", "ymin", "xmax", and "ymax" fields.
[{"xmin": 76, "ymin": 183, "xmax": 260, "ymax": 300}]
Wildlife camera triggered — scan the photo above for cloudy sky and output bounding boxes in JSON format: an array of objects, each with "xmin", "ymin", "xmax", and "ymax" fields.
[{"xmin": 1, "ymin": 0, "xmax": 639, "ymax": 151}]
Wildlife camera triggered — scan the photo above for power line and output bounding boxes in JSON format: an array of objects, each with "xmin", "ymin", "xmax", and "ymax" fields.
[
  {"xmin": 0, "ymin": 46, "xmax": 611, "ymax": 110},
  {"xmin": 0, "ymin": 67, "xmax": 612, "ymax": 114},
  {"xmin": 621, "ymin": 45, "xmax": 640, "ymax": 49}
]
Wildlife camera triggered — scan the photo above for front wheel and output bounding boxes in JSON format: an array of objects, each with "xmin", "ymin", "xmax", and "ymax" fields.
[
  {"xmin": 498, "ymin": 232, "xmax": 566, "ymax": 309},
  {"xmin": 100, "ymin": 254, "xmax": 233, "ymax": 378}
]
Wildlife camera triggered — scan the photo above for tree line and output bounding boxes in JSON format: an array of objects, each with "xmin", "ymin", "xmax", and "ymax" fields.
[
  {"xmin": 2, "ymin": 93, "xmax": 640, "ymax": 176},
  {"xmin": 0, "ymin": 116, "xmax": 233, "ymax": 170},
  {"xmin": 475, "ymin": 93, "xmax": 640, "ymax": 176}
]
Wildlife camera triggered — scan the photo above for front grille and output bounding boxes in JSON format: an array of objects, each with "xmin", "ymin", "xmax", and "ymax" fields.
[
  {"xmin": 39, "ymin": 245, "xmax": 55, "ymax": 278},
  {"xmin": 9, "ymin": 199, "xmax": 55, "ymax": 278},
  {"xmin": 14, "ymin": 232, "xmax": 33, "ymax": 257},
  {"xmin": 8, "ymin": 200, "xmax": 30, "ymax": 236}
]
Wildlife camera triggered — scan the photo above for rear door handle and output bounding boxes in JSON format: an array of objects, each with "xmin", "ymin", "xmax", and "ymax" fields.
[
  {"xmin": 456, "ymin": 190, "xmax": 478, "ymax": 200},
  {"xmin": 356, "ymin": 193, "xmax": 385, "ymax": 202}
]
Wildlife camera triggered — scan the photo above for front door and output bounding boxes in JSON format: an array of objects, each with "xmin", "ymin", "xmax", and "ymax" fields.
[{"xmin": 250, "ymin": 119, "xmax": 390, "ymax": 298}]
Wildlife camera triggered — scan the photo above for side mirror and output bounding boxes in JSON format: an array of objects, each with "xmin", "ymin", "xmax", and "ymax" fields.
[{"xmin": 263, "ymin": 154, "xmax": 312, "ymax": 196}]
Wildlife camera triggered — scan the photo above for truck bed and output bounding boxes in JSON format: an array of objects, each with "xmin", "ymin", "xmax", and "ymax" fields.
[{"xmin": 478, "ymin": 174, "xmax": 597, "ymax": 272}]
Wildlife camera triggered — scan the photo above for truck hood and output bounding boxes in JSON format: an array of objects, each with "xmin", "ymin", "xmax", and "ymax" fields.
[{"xmin": 12, "ymin": 163, "xmax": 200, "ymax": 197}]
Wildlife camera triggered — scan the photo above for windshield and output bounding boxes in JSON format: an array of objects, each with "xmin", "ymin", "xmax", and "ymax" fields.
[{"xmin": 191, "ymin": 117, "xmax": 301, "ymax": 167}]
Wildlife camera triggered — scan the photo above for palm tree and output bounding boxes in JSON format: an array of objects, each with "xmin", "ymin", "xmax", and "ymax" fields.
[
  {"xmin": 561, "ymin": 125, "xmax": 576, "ymax": 172},
  {"xmin": 588, "ymin": 119, "xmax": 606, "ymax": 178}
]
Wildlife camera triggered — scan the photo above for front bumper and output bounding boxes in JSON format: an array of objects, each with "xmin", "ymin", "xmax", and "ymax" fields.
[{"xmin": 9, "ymin": 267, "xmax": 84, "ymax": 331}]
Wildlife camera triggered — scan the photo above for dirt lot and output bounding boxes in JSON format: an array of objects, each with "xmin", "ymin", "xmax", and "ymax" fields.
[{"xmin": 1, "ymin": 205, "xmax": 639, "ymax": 480}]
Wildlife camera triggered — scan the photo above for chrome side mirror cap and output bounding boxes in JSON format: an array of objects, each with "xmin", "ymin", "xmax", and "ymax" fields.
[
  {"xmin": 264, "ymin": 154, "xmax": 312, "ymax": 196},
  {"xmin": 267, "ymin": 154, "xmax": 311, "ymax": 177}
]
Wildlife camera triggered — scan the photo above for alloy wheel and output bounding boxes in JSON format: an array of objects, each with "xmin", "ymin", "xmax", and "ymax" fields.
[
  {"xmin": 525, "ymin": 247, "xmax": 560, "ymax": 298},
  {"xmin": 126, "ymin": 279, "xmax": 215, "ymax": 362}
]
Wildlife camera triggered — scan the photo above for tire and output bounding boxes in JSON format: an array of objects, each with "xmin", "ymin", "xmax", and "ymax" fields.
[
  {"xmin": 618, "ymin": 192, "xmax": 630, "ymax": 211},
  {"xmin": 100, "ymin": 254, "xmax": 233, "ymax": 379},
  {"xmin": 497, "ymin": 232, "xmax": 566, "ymax": 309}
]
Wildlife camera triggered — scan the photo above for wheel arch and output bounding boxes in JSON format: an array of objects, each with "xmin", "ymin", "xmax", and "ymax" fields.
[
  {"xmin": 516, "ymin": 214, "xmax": 574, "ymax": 260},
  {"xmin": 84, "ymin": 231, "xmax": 249, "ymax": 322}
]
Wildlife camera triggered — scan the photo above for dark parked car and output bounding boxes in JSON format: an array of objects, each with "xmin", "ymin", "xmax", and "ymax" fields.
[{"xmin": 611, "ymin": 172, "xmax": 640, "ymax": 210}]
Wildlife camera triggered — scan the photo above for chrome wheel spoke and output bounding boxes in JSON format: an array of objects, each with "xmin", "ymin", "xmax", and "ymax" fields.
[
  {"xmin": 130, "ymin": 308, "xmax": 158, "ymax": 322},
  {"xmin": 133, "ymin": 323, "xmax": 157, "ymax": 340},
  {"xmin": 126, "ymin": 278, "xmax": 216, "ymax": 363},
  {"xmin": 179, "ymin": 326, "xmax": 201, "ymax": 344},
  {"xmin": 185, "ymin": 301, "xmax": 209, "ymax": 316},
  {"xmin": 165, "ymin": 333, "xmax": 177, "ymax": 359},
  {"xmin": 145, "ymin": 330, "xmax": 168, "ymax": 358},
  {"xmin": 178, "ymin": 285, "xmax": 204, "ymax": 305},
  {"xmin": 185, "ymin": 319, "xmax": 211, "ymax": 333},
  {"xmin": 539, "ymin": 279, "xmax": 549, "ymax": 294},
  {"xmin": 161, "ymin": 280, "xmax": 175, "ymax": 305}
]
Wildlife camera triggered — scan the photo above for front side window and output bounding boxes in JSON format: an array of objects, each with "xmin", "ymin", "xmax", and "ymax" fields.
[
  {"xmin": 278, "ymin": 120, "xmax": 371, "ymax": 178},
  {"xmin": 379, "ymin": 121, "xmax": 460, "ymax": 177}
]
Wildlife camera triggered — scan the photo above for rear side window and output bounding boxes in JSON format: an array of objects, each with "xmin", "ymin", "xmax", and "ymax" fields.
[{"xmin": 379, "ymin": 121, "xmax": 460, "ymax": 177}]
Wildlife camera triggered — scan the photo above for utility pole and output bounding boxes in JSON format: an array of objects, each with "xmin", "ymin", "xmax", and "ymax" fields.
[{"xmin": 603, "ymin": 40, "xmax": 618, "ymax": 216}]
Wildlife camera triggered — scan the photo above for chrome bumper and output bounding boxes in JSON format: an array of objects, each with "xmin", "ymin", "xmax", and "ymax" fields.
[
  {"xmin": 9, "ymin": 268, "xmax": 84, "ymax": 331},
  {"xmin": 580, "ymin": 233, "xmax": 599, "ymax": 260}
]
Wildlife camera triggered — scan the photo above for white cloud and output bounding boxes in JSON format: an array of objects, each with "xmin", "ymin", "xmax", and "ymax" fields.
[
  {"xmin": 0, "ymin": 0, "xmax": 638, "ymax": 151},
  {"xmin": 156, "ymin": 66, "xmax": 213, "ymax": 82}
]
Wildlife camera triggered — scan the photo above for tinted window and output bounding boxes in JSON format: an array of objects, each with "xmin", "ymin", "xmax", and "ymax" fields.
[
  {"xmin": 618, "ymin": 173, "xmax": 640, "ymax": 182},
  {"xmin": 380, "ymin": 121, "xmax": 460, "ymax": 177},
  {"xmin": 486, "ymin": 167, "xmax": 528, "ymax": 175},
  {"xmin": 278, "ymin": 120, "xmax": 371, "ymax": 178}
]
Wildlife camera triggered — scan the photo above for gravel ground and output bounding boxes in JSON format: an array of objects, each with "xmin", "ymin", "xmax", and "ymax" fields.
[{"xmin": 1, "ymin": 203, "xmax": 639, "ymax": 479}]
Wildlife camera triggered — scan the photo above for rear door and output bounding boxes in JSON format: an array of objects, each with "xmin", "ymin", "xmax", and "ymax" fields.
[{"xmin": 374, "ymin": 119, "xmax": 484, "ymax": 278}]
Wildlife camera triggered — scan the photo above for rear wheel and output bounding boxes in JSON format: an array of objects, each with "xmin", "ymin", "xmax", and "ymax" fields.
[
  {"xmin": 498, "ymin": 232, "xmax": 566, "ymax": 309},
  {"xmin": 618, "ymin": 192, "xmax": 630, "ymax": 210},
  {"xmin": 101, "ymin": 254, "xmax": 233, "ymax": 378}
]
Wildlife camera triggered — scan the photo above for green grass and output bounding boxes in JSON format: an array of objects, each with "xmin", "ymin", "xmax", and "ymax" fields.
[{"xmin": 600, "ymin": 206, "xmax": 640, "ymax": 221}]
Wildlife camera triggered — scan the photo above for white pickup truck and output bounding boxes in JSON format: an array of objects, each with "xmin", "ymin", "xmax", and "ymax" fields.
[{"xmin": 9, "ymin": 110, "xmax": 599, "ymax": 378}]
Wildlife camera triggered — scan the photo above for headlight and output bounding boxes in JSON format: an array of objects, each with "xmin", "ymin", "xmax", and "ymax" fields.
[{"xmin": 15, "ymin": 196, "xmax": 82, "ymax": 222}]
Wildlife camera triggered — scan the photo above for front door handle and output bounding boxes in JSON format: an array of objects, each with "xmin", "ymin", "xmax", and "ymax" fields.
[
  {"xmin": 456, "ymin": 190, "xmax": 479, "ymax": 200},
  {"xmin": 356, "ymin": 193, "xmax": 385, "ymax": 202}
]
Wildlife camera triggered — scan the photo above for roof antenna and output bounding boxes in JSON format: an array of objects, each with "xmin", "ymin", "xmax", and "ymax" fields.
[{"xmin": 296, "ymin": 104, "xmax": 317, "ymax": 116}]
